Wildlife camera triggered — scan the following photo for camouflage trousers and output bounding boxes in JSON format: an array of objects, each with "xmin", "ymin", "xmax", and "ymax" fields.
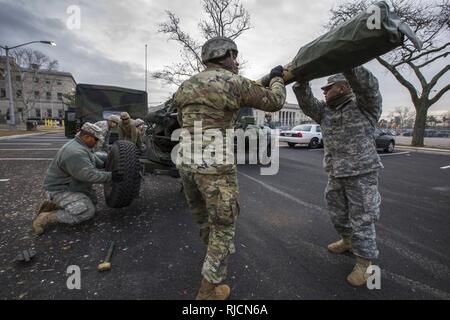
[
  {"xmin": 45, "ymin": 191, "xmax": 96, "ymax": 225},
  {"xmin": 325, "ymin": 171, "xmax": 381, "ymax": 260},
  {"xmin": 179, "ymin": 170, "xmax": 239, "ymax": 284}
]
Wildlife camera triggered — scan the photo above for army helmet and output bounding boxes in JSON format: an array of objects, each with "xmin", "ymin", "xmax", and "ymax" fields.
[{"xmin": 201, "ymin": 37, "xmax": 238, "ymax": 64}]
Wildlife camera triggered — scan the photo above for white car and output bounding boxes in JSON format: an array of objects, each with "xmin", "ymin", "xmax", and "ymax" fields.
[{"xmin": 279, "ymin": 124, "xmax": 323, "ymax": 149}]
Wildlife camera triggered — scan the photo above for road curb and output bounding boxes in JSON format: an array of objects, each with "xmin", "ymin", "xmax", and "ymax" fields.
[
  {"xmin": 397, "ymin": 145, "xmax": 450, "ymax": 155},
  {"xmin": 0, "ymin": 131, "xmax": 62, "ymax": 140}
]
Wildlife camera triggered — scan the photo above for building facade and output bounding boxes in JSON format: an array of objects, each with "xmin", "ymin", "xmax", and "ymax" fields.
[
  {"xmin": 0, "ymin": 56, "xmax": 76, "ymax": 123},
  {"xmin": 253, "ymin": 102, "xmax": 312, "ymax": 129}
]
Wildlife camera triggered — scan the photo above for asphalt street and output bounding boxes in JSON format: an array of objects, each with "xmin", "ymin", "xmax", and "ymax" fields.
[{"xmin": 0, "ymin": 133, "xmax": 449, "ymax": 300}]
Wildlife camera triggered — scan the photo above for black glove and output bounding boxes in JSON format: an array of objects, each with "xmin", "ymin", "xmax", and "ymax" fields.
[
  {"xmin": 112, "ymin": 170, "xmax": 124, "ymax": 183},
  {"xmin": 269, "ymin": 65, "xmax": 284, "ymax": 80}
]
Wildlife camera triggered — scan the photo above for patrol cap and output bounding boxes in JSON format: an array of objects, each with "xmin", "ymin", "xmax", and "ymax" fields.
[
  {"xmin": 321, "ymin": 74, "xmax": 348, "ymax": 90},
  {"xmin": 201, "ymin": 37, "xmax": 238, "ymax": 64},
  {"xmin": 120, "ymin": 112, "xmax": 130, "ymax": 120},
  {"xmin": 80, "ymin": 122, "xmax": 103, "ymax": 140},
  {"xmin": 108, "ymin": 115, "xmax": 120, "ymax": 124},
  {"xmin": 135, "ymin": 118, "xmax": 145, "ymax": 127}
]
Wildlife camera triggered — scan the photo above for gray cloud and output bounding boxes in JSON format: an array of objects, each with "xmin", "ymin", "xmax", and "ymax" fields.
[{"xmin": 1, "ymin": 0, "xmax": 448, "ymax": 113}]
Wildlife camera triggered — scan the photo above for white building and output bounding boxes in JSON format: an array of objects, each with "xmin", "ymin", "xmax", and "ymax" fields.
[
  {"xmin": 0, "ymin": 56, "xmax": 76, "ymax": 123},
  {"xmin": 253, "ymin": 102, "xmax": 312, "ymax": 128}
]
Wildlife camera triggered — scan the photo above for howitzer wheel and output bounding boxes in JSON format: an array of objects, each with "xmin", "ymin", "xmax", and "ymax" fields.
[{"xmin": 104, "ymin": 140, "xmax": 142, "ymax": 208}]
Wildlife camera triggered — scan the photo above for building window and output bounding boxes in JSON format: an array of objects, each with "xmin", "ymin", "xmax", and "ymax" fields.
[
  {"xmin": 46, "ymin": 80, "xmax": 51, "ymax": 85},
  {"xmin": 57, "ymin": 80, "xmax": 62, "ymax": 85},
  {"xmin": 35, "ymin": 109, "xmax": 41, "ymax": 118},
  {"xmin": 18, "ymin": 108, "xmax": 23, "ymax": 114},
  {"xmin": 58, "ymin": 109, "xmax": 63, "ymax": 119},
  {"xmin": 57, "ymin": 93, "xmax": 63, "ymax": 101},
  {"xmin": 34, "ymin": 77, "xmax": 39, "ymax": 83},
  {"xmin": 47, "ymin": 109, "xmax": 52, "ymax": 118},
  {"xmin": 46, "ymin": 92, "xmax": 52, "ymax": 100},
  {"xmin": 0, "ymin": 88, "xmax": 5, "ymax": 98},
  {"xmin": 34, "ymin": 91, "xmax": 40, "ymax": 98},
  {"xmin": 16, "ymin": 90, "xmax": 22, "ymax": 98},
  {"xmin": 16, "ymin": 75, "xmax": 21, "ymax": 81}
]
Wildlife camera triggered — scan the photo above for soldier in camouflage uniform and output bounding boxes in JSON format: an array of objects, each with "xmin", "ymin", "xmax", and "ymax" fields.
[
  {"xmin": 173, "ymin": 36, "xmax": 286, "ymax": 300},
  {"xmin": 293, "ymin": 66, "xmax": 383, "ymax": 286},
  {"xmin": 32, "ymin": 123, "xmax": 123, "ymax": 235},
  {"xmin": 94, "ymin": 115, "xmax": 120, "ymax": 162},
  {"xmin": 118, "ymin": 112, "xmax": 144, "ymax": 150}
]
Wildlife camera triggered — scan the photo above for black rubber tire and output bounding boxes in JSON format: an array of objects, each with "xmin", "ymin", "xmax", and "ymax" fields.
[
  {"xmin": 104, "ymin": 140, "xmax": 142, "ymax": 208},
  {"xmin": 308, "ymin": 137, "xmax": 320, "ymax": 149},
  {"xmin": 287, "ymin": 142, "xmax": 296, "ymax": 148}
]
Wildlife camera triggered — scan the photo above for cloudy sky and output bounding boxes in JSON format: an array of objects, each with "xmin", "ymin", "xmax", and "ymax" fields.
[{"xmin": 0, "ymin": 0, "xmax": 448, "ymax": 116}]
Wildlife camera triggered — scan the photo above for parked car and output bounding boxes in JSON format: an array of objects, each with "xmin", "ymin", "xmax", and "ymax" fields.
[
  {"xmin": 402, "ymin": 129, "xmax": 413, "ymax": 136},
  {"xmin": 279, "ymin": 124, "xmax": 323, "ymax": 149},
  {"xmin": 375, "ymin": 128, "xmax": 396, "ymax": 153}
]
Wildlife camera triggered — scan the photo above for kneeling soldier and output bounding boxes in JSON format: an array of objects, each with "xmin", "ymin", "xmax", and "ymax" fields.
[{"xmin": 32, "ymin": 122, "xmax": 123, "ymax": 235}]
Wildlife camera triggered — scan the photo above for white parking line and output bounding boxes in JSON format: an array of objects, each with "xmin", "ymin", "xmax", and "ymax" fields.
[
  {"xmin": 0, "ymin": 179, "xmax": 10, "ymax": 182},
  {"xmin": 379, "ymin": 151, "xmax": 410, "ymax": 157},
  {"xmin": 0, "ymin": 148, "xmax": 60, "ymax": 151},
  {"xmin": 0, "ymin": 158, "xmax": 53, "ymax": 161},
  {"xmin": 440, "ymin": 165, "xmax": 450, "ymax": 170},
  {"xmin": 0, "ymin": 143, "xmax": 52, "ymax": 146}
]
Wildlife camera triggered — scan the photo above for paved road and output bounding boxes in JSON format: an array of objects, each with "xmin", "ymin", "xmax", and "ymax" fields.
[{"xmin": 0, "ymin": 133, "xmax": 449, "ymax": 300}]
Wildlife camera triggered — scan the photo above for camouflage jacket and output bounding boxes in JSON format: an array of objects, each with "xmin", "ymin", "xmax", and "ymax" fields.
[
  {"xmin": 174, "ymin": 64, "xmax": 286, "ymax": 174},
  {"xmin": 293, "ymin": 66, "xmax": 383, "ymax": 178},
  {"xmin": 118, "ymin": 120, "xmax": 142, "ymax": 146},
  {"xmin": 43, "ymin": 136, "xmax": 112, "ymax": 195},
  {"xmin": 94, "ymin": 120, "xmax": 110, "ymax": 152}
]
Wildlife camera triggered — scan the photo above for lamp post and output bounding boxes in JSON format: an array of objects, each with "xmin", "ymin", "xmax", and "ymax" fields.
[{"xmin": 0, "ymin": 41, "xmax": 56, "ymax": 130}]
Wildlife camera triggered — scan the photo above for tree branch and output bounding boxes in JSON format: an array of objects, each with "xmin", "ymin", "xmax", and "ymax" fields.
[
  {"xmin": 429, "ymin": 64, "xmax": 450, "ymax": 90},
  {"xmin": 416, "ymin": 51, "xmax": 450, "ymax": 68},
  {"xmin": 377, "ymin": 57, "xmax": 419, "ymax": 103},
  {"xmin": 429, "ymin": 84, "xmax": 450, "ymax": 106}
]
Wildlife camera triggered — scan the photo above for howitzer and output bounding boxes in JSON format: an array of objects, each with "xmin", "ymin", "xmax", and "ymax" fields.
[{"xmin": 257, "ymin": 1, "xmax": 422, "ymax": 86}]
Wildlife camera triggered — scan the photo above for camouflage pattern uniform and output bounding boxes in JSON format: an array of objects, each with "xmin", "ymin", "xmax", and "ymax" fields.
[
  {"xmin": 94, "ymin": 120, "xmax": 111, "ymax": 152},
  {"xmin": 174, "ymin": 65, "xmax": 286, "ymax": 284},
  {"xmin": 293, "ymin": 66, "xmax": 383, "ymax": 260},
  {"xmin": 43, "ymin": 128, "xmax": 112, "ymax": 225}
]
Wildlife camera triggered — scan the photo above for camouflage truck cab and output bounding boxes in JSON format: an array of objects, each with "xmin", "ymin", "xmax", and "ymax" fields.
[{"xmin": 66, "ymin": 84, "xmax": 148, "ymax": 140}]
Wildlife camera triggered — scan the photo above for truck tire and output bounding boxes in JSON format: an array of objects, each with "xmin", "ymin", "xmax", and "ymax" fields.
[{"xmin": 104, "ymin": 140, "xmax": 142, "ymax": 208}]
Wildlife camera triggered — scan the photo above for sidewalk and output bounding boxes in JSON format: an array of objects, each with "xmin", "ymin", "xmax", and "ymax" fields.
[
  {"xmin": 0, "ymin": 125, "xmax": 63, "ymax": 140},
  {"xmin": 395, "ymin": 136, "xmax": 450, "ymax": 150}
]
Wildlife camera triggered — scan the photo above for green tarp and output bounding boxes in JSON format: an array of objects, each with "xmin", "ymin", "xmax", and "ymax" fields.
[
  {"xmin": 75, "ymin": 84, "xmax": 148, "ymax": 123},
  {"xmin": 260, "ymin": 1, "xmax": 421, "ymax": 86}
]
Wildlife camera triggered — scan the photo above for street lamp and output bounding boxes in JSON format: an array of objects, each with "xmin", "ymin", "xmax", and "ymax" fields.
[{"xmin": 0, "ymin": 40, "xmax": 56, "ymax": 130}]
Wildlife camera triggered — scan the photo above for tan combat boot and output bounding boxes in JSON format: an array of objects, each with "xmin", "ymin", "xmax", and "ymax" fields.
[
  {"xmin": 347, "ymin": 256, "xmax": 372, "ymax": 286},
  {"xmin": 195, "ymin": 278, "xmax": 231, "ymax": 300},
  {"xmin": 32, "ymin": 211, "xmax": 59, "ymax": 235},
  {"xmin": 36, "ymin": 200, "xmax": 60, "ymax": 214},
  {"xmin": 327, "ymin": 237, "xmax": 352, "ymax": 254}
]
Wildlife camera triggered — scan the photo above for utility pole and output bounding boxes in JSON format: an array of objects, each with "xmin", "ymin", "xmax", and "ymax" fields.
[
  {"xmin": 145, "ymin": 44, "xmax": 148, "ymax": 94},
  {"xmin": 4, "ymin": 47, "xmax": 15, "ymax": 130}
]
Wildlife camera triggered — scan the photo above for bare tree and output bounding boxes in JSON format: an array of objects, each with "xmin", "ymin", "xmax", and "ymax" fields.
[
  {"xmin": 0, "ymin": 48, "xmax": 59, "ymax": 120},
  {"xmin": 328, "ymin": 0, "xmax": 450, "ymax": 146},
  {"xmin": 153, "ymin": 0, "xmax": 251, "ymax": 86}
]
